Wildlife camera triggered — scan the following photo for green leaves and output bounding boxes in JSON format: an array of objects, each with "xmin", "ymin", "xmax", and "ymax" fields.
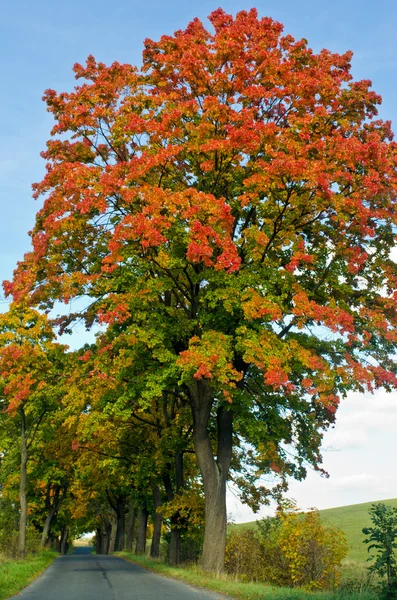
[{"xmin": 363, "ymin": 503, "xmax": 397, "ymax": 584}]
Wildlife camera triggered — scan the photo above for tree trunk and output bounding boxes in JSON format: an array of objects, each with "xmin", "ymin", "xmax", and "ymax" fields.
[
  {"xmin": 163, "ymin": 456, "xmax": 185, "ymax": 566},
  {"xmin": 126, "ymin": 499, "xmax": 135, "ymax": 551},
  {"xmin": 60, "ymin": 526, "xmax": 69, "ymax": 554},
  {"xmin": 168, "ymin": 518, "xmax": 181, "ymax": 566},
  {"xmin": 190, "ymin": 381, "xmax": 233, "ymax": 573},
  {"xmin": 114, "ymin": 497, "xmax": 126, "ymax": 551},
  {"xmin": 48, "ymin": 534, "xmax": 56, "ymax": 550},
  {"xmin": 96, "ymin": 528, "xmax": 104, "ymax": 554},
  {"xmin": 108, "ymin": 514, "xmax": 117, "ymax": 553},
  {"xmin": 96, "ymin": 520, "xmax": 111, "ymax": 554},
  {"xmin": 150, "ymin": 483, "xmax": 162, "ymax": 559},
  {"xmin": 135, "ymin": 504, "xmax": 148, "ymax": 555},
  {"xmin": 40, "ymin": 505, "xmax": 56, "ymax": 548},
  {"xmin": 18, "ymin": 411, "xmax": 28, "ymax": 560}
]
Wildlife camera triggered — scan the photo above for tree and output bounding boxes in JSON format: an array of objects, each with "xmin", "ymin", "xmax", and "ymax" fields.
[
  {"xmin": 5, "ymin": 9, "xmax": 397, "ymax": 571},
  {"xmin": 0, "ymin": 304, "xmax": 66, "ymax": 558},
  {"xmin": 363, "ymin": 503, "xmax": 397, "ymax": 586}
]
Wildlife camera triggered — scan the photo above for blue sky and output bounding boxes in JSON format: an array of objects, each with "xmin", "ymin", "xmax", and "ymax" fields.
[{"xmin": 1, "ymin": 0, "xmax": 397, "ymax": 516}]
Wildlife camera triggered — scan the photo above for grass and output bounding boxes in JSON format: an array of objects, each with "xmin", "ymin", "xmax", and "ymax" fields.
[
  {"xmin": 116, "ymin": 553, "xmax": 378, "ymax": 600},
  {"xmin": 0, "ymin": 550, "xmax": 57, "ymax": 600},
  {"xmin": 232, "ymin": 498, "xmax": 397, "ymax": 563}
]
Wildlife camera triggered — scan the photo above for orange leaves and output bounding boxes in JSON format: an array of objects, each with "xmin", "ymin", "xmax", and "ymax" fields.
[
  {"xmin": 242, "ymin": 288, "xmax": 283, "ymax": 322},
  {"xmin": 177, "ymin": 332, "xmax": 242, "ymax": 397},
  {"xmin": 101, "ymin": 185, "xmax": 240, "ymax": 273},
  {"xmin": 3, "ymin": 11, "xmax": 397, "ymax": 519},
  {"xmin": 292, "ymin": 290, "xmax": 355, "ymax": 334},
  {"xmin": 264, "ymin": 358, "xmax": 291, "ymax": 390},
  {"xmin": 98, "ymin": 302, "xmax": 130, "ymax": 325}
]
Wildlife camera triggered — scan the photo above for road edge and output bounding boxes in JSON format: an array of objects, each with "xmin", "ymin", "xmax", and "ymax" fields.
[{"xmin": 114, "ymin": 552, "xmax": 234, "ymax": 599}]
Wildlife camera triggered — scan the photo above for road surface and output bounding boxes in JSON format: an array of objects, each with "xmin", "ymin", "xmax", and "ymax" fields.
[{"xmin": 10, "ymin": 547, "xmax": 229, "ymax": 599}]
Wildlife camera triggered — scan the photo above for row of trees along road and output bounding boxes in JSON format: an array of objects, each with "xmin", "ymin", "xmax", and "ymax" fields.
[{"xmin": 2, "ymin": 8, "xmax": 397, "ymax": 572}]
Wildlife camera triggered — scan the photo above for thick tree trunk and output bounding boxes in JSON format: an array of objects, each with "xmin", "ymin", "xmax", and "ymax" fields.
[
  {"xmin": 150, "ymin": 483, "xmax": 162, "ymax": 559},
  {"xmin": 96, "ymin": 528, "xmax": 104, "ymax": 554},
  {"xmin": 108, "ymin": 514, "xmax": 117, "ymax": 554},
  {"xmin": 60, "ymin": 526, "xmax": 69, "ymax": 554},
  {"xmin": 18, "ymin": 412, "xmax": 28, "ymax": 560},
  {"xmin": 163, "ymin": 453, "xmax": 185, "ymax": 566},
  {"xmin": 40, "ymin": 505, "xmax": 56, "ymax": 548},
  {"xmin": 126, "ymin": 499, "xmax": 135, "ymax": 551},
  {"xmin": 96, "ymin": 520, "xmax": 111, "ymax": 554},
  {"xmin": 114, "ymin": 497, "xmax": 126, "ymax": 551},
  {"xmin": 168, "ymin": 518, "xmax": 181, "ymax": 566},
  {"xmin": 135, "ymin": 504, "xmax": 148, "ymax": 555},
  {"xmin": 190, "ymin": 381, "xmax": 233, "ymax": 573}
]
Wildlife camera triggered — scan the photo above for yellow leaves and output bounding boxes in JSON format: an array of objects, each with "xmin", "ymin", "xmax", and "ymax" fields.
[
  {"xmin": 160, "ymin": 487, "xmax": 205, "ymax": 528},
  {"xmin": 227, "ymin": 503, "xmax": 346, "ymax": 589},
  {"xmin": 241, "ymin": 288, "xmax": 283, "ymax": 322},
  {"xmin": 278, "ymin": 508, "xmax": 348, "ymax": 590}
]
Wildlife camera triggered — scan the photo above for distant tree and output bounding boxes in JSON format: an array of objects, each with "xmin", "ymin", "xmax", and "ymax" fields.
[
  {"xmin": 363, "ymin": 503, "xmax": 397, "ymax": 585},
  {"xmin": 0, "ymin": 304, "xmax": 66, "ymax": 558}
]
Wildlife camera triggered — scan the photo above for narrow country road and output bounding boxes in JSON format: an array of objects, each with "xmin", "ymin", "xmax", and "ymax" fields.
[{"xmin": 10, "ymin": 547, "xmax": 229, "ymax": 599}]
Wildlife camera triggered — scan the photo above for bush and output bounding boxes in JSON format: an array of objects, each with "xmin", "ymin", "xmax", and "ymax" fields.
[
  {"xmin": 225, "ymin": 508, "xmax": 348, "ymax": 590},
  {"xmin": 0, "ymin": 526, "xmax": 41, "ymax": 559},
  {"xmin": 278, "ymin": 509, "xmax": 348, "ymax": 590},
  {"xmin": 225, "ymin": 528, "xmax": 264, "ymax": 581},
  {"xmin": 377, "ymin": 578, "xmax": 397, "ymax": 600},
  {"xmin": 363, "ymin": 503, "xmax": 397, "ymax": 585}
]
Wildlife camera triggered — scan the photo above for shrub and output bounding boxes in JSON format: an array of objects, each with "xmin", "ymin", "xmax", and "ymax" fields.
[
  {"xmin": 363, "ymin": 503, "xmax": 397, "ymax": 584},
  {"xmin": 225, "ymin": 507, "xmax": 348, "ymax": 590},
  {"xmin": 225, "ymin": 528, "xmax": 265, "ymax": 581},
  {"xmin": 278, "ymin": 509, "xmax": 348, "ymax": 590}
]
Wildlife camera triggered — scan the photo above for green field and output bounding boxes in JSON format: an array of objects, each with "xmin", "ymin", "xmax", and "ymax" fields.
[{"xmin": 232, "ymin": 498, "xmax": 397, "ymax": 563}]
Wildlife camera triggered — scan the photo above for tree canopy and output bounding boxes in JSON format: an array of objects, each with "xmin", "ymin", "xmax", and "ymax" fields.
[{"xmin": 2, "ymin": 8, "xmax": 397, "ymax": 571}]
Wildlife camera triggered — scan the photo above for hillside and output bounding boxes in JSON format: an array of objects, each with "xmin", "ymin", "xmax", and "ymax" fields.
[{"xmin": 232, "ymin": 498, "xmax": 397, "ymax": 562}]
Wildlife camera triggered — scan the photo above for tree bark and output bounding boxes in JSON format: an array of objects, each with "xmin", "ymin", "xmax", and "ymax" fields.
[
  {"xmin": 114, "ymin": 497, "xmax": 126, "ymax": 551},
  {"xmin": 60, "ymin": 526, "xmax": 69, "ymax": 554},
  {"xmin": 190, "ymin": 381, "xmax": 233, "ymax": 573},
  {"xmin": 163, "ymin": 453, "xmax": 185, "ymax": 566},
  {"xmin": 150, "ymin": 483, "xmax": 162, "ymax": 559},
  {"xmin": 168, "ymin": 517, "xmax": 181, "ymax": 566},
  {"xmin": 96, "ymin": 528, "xmax": 104, "ymax": 554},
  {"xmin": 126, "ymin": 499, "xmax": 135, "ymax": 551},
  {"xmin": 41, "ymin": 505, "xmax": 56, "ymax": 548},
  {"xmin": 40, "ymin": 484, "xmax": 64, "ymax": 548},
  {"xmin": 135, "ymin": 504, "xmax": 148, "ymax": 555},
  {"xmin": 96, "ymin": 519, "xmax": 111, "ymax": 554},
  {"xmin": 108, "ymin": 514, "xmax": 117, "ymax": 554},
  {"xmin": 18, "ymin": 411, "xmax": 28, "ymax": 560}
]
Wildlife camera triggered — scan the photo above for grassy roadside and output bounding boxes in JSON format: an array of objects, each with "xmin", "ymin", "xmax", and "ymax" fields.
[
  {"xmin": 0, "ymin": 550, "xmax": 58, "ymax": 600},
  {"xmin": 116, "ymin": 553, "xmax": 378, "ymax": 600}
]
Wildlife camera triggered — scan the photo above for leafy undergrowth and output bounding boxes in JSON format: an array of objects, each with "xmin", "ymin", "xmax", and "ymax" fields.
[
  {"xmin": 232, "ymin": 498, "xmax": 397, "ymax": 562},
  {"xmin": 0, "ymin": 550, "xmax": 57, "ymax": 600},
  {"xmin": 116, "ymin": 553, "xmax": 378, "ymax": 600}
]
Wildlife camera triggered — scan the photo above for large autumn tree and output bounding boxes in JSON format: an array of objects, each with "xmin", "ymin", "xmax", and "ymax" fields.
[{"xmin": 5, "ymin": 9, "xmax": 397, "ymax": 571}]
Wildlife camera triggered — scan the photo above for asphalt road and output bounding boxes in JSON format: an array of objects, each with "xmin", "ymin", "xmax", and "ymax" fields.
[{"xmin": 10, "ymin": 547, "xmax": 229, "ymax": 599}]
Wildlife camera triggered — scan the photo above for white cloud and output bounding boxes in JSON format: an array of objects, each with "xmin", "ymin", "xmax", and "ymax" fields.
[{"xmin": 229, "ymin": 388, "xmax": 397, "ymax": 522}]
